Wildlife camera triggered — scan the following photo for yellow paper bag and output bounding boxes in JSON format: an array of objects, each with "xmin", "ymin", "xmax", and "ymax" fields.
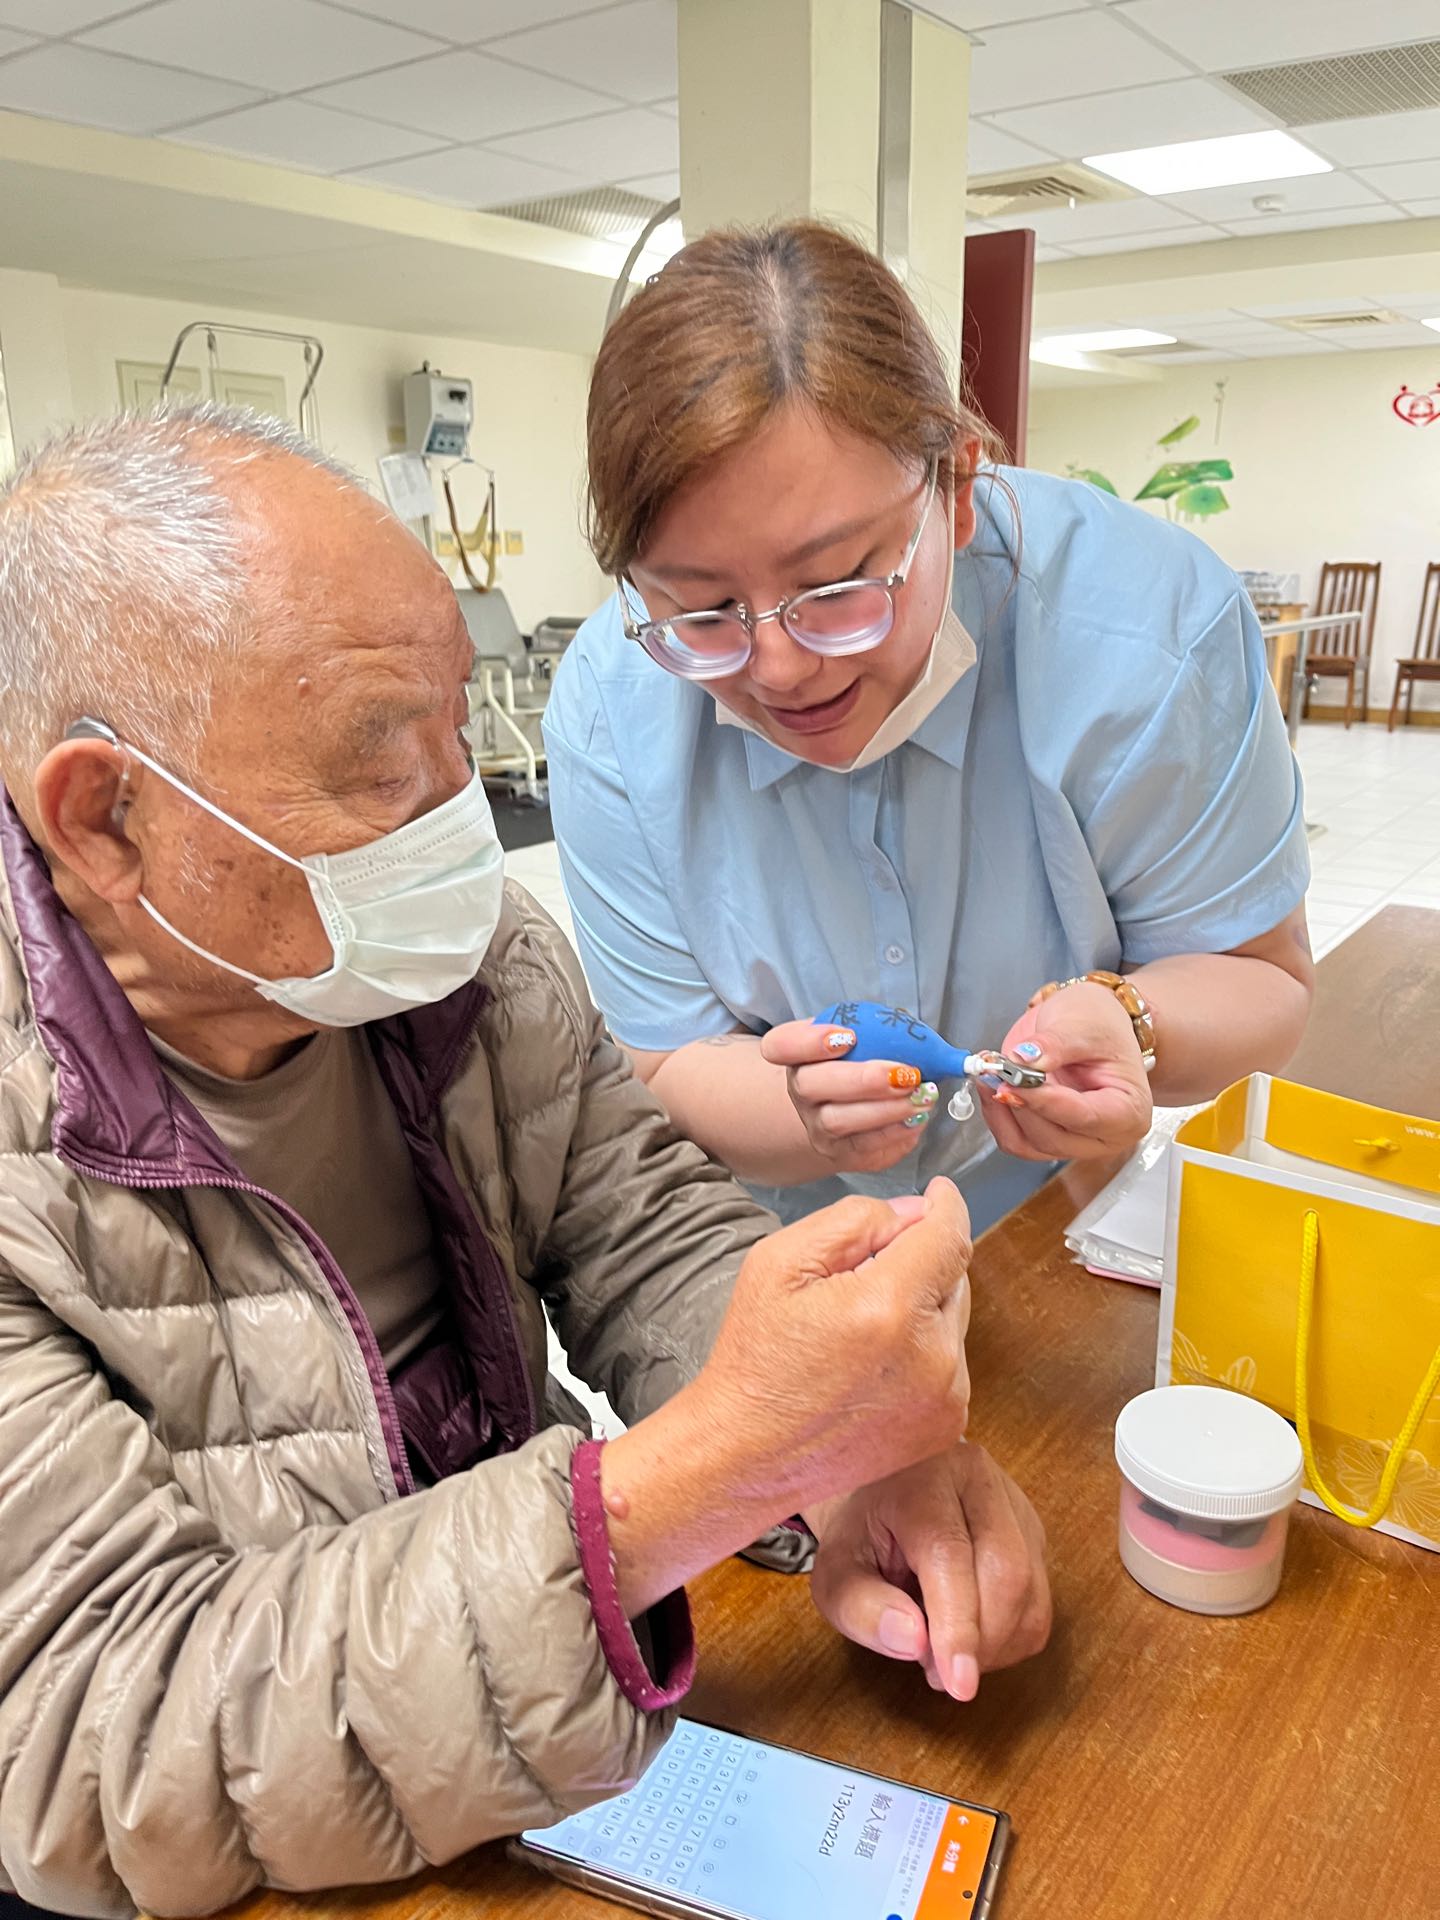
[{"xmin": 1158, "ymin": 1075, "xmax": 1440, "ymax": 1552}]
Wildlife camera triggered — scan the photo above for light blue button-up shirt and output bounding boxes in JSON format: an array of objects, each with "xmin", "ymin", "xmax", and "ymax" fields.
[{"xmin": 543, "ymin": 468, "xmax": 1309, "ymax": 1231}]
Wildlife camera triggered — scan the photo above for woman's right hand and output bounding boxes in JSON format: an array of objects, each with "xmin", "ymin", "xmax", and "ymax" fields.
[
  {"xmin": 759, "ymin": 1018, "xmax": 939, "ymax": 1173},
  {"xmin": 700, "ymin": 1179, "xmax": 973, "ymax": 1504}
]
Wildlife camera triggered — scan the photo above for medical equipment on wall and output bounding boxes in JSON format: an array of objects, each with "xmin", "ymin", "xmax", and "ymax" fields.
[
  {"xmin": 402, "ymin": 366, "xmax": 473, "ymax": 457},
  {"xmin": 402, "ymin": 362, "xmax": 499, "ymax": 593},
  {"xmin": 160, "ymin": 322, "xmax": 325, "ymax": 441},
  {"xmin": 394, "ymin": 364, "xmax": 575, "ymax": 804}
]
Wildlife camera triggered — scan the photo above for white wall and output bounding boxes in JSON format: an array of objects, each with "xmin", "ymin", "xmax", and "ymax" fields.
[
  {"xmin": 1027, "ymin": 348, "xmax": 1440, "ymax": 718},
  {"xmin": 4, "ymin": 278, "xmax": 605, "ymax": 634}
]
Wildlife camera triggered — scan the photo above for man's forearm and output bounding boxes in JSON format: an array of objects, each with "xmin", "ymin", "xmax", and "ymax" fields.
[
  {"xmin": 643, "ymin": 1035, "xmax": 832, "ymax": 1186},
  {"xmin": 1131, "ymin": 951, "xmax": 1312, "ymax": 1105},
  {"xmin": 600, "ymin": 1380, "xmax": 807, "ymax": 1616}
]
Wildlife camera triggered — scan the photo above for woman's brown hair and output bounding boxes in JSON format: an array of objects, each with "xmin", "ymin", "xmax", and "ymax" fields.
[{"xmin": 586, "ymin": 219, "xmax": 1002, "ymax": 578}]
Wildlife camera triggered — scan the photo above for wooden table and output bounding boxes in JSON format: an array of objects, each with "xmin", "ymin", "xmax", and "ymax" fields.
[{"xmin": 220, "ymin": 909, "xmax": 1440, "ymax": 1920}]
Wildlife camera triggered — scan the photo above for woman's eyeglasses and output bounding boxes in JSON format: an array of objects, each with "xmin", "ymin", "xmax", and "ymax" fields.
[{"xmin": 617, "ymin": 459, "xmax": 941, "ymax": 682}]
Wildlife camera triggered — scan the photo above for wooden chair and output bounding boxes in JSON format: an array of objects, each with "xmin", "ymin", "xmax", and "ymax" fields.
[
  {"xmin": 1389, "ymin": 562, "xmax": 1440, "ymax": 731},
  {"xmin": 1303, "ymin": 561, "xmax": 1381, "ymax": 728}
]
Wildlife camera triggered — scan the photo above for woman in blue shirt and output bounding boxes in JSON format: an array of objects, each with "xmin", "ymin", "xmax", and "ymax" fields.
[{"xmin": 545, "ymin": 221, "xmax": 1314, "ymax": 1237}]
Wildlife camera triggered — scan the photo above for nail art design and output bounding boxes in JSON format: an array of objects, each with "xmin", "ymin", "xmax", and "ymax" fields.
[
  {"xmin": 910, "ymin": 1082, "xmax": 939, "ymax": 1107},
  {"xmin": 826, "ymin": 1029, "xmax": 856, "ymax": 1053},
  {"xmin": 889, "ymin": 1065, "xmax": 923, "ymax": 1090},
  {"xmin": 905, "ymin": 1109, "xmax": 932, "ymax": 1128},
  {"xmin": 1015, "ymin": 1041, "xmax": 1043, "ymax": 1062}
]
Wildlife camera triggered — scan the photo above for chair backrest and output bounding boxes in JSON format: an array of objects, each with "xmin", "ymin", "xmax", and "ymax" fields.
[
  {"xmin": 1415, "ymin": 562, "xmax": 1440, "ymax": 663},
  {"xmin": 1312, "ymin": 561, "xmax": 1381, "ymax": 661},
  {"xmin": 457, "ymin": 588, "xmax": 527, "ymax": 671}
]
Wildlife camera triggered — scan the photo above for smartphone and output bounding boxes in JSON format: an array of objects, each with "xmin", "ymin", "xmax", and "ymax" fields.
[{"xmin": 511, "ymin": 1716, "xmax": 1009, "ymax": 1920}]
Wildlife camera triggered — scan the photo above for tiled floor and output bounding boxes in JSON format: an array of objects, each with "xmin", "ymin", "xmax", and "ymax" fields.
[{"xmin": 1297, "ymin": 723, "xmax": 1440, "ymax": 955}]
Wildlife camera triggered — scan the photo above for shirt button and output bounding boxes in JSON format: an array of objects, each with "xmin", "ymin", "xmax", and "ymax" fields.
[{"xmin": 884, "ymin": 943, "xmax": 906, "ymax": 965}]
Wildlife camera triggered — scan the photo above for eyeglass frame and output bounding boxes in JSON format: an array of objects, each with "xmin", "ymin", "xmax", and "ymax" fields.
[{"xmin": 614, "ymin": 456, "xmax": 943, "ymax": 678}]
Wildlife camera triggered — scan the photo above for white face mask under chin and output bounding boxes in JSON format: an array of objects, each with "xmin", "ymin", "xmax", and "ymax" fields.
[
  {"xmin": 120, "ymin": 744, "xmax": 506, "ymax": 1028},
  {"xmin": 715, "ymin": 556, "xmax": 975, "ymax": 773}
]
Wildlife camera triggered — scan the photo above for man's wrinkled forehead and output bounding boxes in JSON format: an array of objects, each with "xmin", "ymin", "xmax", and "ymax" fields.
[{"xmin": 219, "ymin": 459, "xmax": 473, "ymax": 772}]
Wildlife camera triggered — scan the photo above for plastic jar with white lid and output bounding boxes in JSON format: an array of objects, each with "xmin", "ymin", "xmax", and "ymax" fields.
[{"xmin": 1114, "ymin": 1385, "xmax": 1305, "ymax": 1616}]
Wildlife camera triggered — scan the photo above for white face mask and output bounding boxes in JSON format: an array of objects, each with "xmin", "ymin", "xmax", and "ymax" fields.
[
  {"xmin": 716, "ymin": 546, "xmax": 975, "ymax": 772},
  {"xmin": 106, "ymin": 735, "xmax": 505, "ymax": 1027}
]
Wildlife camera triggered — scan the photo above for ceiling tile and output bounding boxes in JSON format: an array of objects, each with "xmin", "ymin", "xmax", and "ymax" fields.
[
  {"xmin": 489, "ymin": 105, "xmax": 677, "ymax": 183},
  {"xmin": 324, "ymin": 0, "xmax": 604, "ymax": 40},
  {"xmin": 490, "ymin": 1, "xmax": 676, "ymax": 105},
  {"xmin": 168, "ymin": 98, "xmax": 443, "ymax": 173},
  {"xmin": 1236, "ymin": 296, "xmax": 1375, "ymax": 319},
  {"xmin": 1216, "ymin": 334, "xmax": 1341, "ymax": 356},
  {"xmin": 968, "ymin": 119, "xmax": 1056, "ymax": 173},
  {"xmin": 912, "ymin": 0, "xmax": 1087, "ymax": 25},
  {"xmin": 1219, "ymin": 204, "xmax": 1407, "ymax": 235},
  {"xmin": 1298, "ymin": 319, "xmax": 1440, "ymax": 347},
  {"xmin": 1359, "ymin": 286, "xmax": 1440, "ymax": 314},
  {"xmin": 968, "ymin": 12, "xmax": 1186, "ymax": 115},
  {"xmin": 652, "ymin": 96, "xmax": 677, "ymax": 116},
  {"xmin": 1295, "ymin": 108, "xmax": 1440, "ymax": 171},
  {"xmin": 0, "ymin": 43, "xmax": 258, "ymax": 134},
  {"xmin": 85, "ymin": 0, "xmax": 441, "ymax": 90},
  {"xmin": 1355, "ymin": 157, "xmax": 1440, "ymax": 201},
  {"xmin": 1033, "ymin": 242, "xmax": 1073, "ymax": 260},
  {"xmin": 988, "ymin": 194, "xmax": 1202, "ymax": 240},
  {"xmin": 1156, "ymin": 168, "xmax": 1382, "ymax": 224},
  {"xmin": 617, "ymin": 167, "xmax": 680, "ymax": 200},
  {"xmin": 1152, "ymin": 347, "xmax": 1238, "ymax": 362},
  {"xmin": 343, "ymin": 143, "xmax": 576, "ymax": 207},
  {"xmin": 0, "ymin": 0, "xmax": 135, "ymax": 29},
  {"xmin": 0, "ymin": 25, "xmax": 34, "ymax": 52},
  {"xmin": 1128, "ymin": 308, "xmax": 1250, "ymax": 330},
  {"xmin": 308, "ymin": 49, "xmax": 612, "ymax": 141},
  {"xmin": 1402, "ymin": 198, "xmax": 1440, "ymax": 219},
  {"xmin": 1062, "ymin": 222, "xmax": 1229, "ymax": 253},
  {"xmin": 992, "ymin": 77, "xmax": 1268, "ymax": 158},
  {"xmin": 1116, "ymin": 0, "xmax": 1440, "ymax": 69}
]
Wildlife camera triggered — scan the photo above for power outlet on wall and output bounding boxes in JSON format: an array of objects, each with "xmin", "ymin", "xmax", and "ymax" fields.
[{"xmin": 504, "ymin": 529, "xmax": 524, "ymax": 555}]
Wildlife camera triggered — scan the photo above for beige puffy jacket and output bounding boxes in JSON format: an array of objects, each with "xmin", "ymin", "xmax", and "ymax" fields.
[{"xmin": 0, "ymin": 793, "xmax": 773, "ymax": 1918}]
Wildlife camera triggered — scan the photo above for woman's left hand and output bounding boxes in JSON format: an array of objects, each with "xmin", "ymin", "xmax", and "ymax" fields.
[
  {"xmin": 807, "ymin": 1442, "xmax": 1051, "ymax": 1700},
  {"xmin": 983, "ymin": 980, "xmax": 1153, "ymax": 1163}
]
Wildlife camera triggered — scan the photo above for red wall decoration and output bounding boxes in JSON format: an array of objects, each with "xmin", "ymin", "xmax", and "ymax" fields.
[{"xmin": 1392, "ymin": 383, "xmax": 1440, "ymax": 427}]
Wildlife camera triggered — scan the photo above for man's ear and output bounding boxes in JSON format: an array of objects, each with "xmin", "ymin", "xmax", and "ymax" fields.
[
  {"xmin": 952, "ymin": 433, "xmax": 985, "ymax": 552},
  {"xmin": 33, "ymin": 740, "xmax": 146, "ymax": 903}
]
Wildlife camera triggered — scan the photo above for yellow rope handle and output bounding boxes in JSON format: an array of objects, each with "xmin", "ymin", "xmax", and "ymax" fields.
[{"xmin": 1295, "ymin": 1208, "xmax": 1440, "ymax": 1528}]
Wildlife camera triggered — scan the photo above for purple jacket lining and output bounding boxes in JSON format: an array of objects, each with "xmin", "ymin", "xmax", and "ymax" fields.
[
  {"xmin": 570, "ymin": 1440, "xmax": 695, "ymax": 1712},
  {"xmin": 0, "ymin": 788, "xmax": 537, "ymax": 1493}
]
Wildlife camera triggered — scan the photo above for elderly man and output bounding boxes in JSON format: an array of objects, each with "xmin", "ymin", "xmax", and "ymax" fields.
[{"xmin": 0, "ymin": 405, "xmax": 1049, "ymax": 1919}]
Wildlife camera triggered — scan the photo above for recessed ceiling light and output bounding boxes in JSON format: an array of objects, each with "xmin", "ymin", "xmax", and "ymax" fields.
[
  {"xmin": 1422, "ymin": 316, "xmax": 1440, "ymax": 333},
  {"xmin": 1084, "ymin": 131, "xmax": 1331, "ymax": 197},
  {"xmin": 1031, "ymin": 328, "xmax": 1177, "ymax": 362}
]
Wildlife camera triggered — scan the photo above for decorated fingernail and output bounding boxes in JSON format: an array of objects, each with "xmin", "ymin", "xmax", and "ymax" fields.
[
  {"xmin": 889, "ymin": 1065, "xmax": 922, "ymax": 1090},
  {"xmin": 910, "ymin": 1082, "xmax": 939, "ymax": 1108},
  {"xmin": 996, "ymin": 1088, "xmax": 1024, "ymax": 1109},
  {"xmin": 826, "ymin": 1029, "xmax": 856, "ymax": 1053},
  {"xmin": 1015, "ymin": 1041, "xmax": 1043, "ymax": 1062},
  {"xmin": 905, "ymin": 1109, "xmax": 932, "ymax": 1128}
]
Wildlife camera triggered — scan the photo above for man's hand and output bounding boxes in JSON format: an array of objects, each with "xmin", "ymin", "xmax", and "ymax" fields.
[
  {"xmin": 699, "ymin": 1178, "xmax": 973, "ymax": 1508},
  {"xmin": 981, "ymin": 982, "xmax": 1152, "ymax": 1163},
  {"xmin": 807, "ymin": 1443, "xmax": 1051, "ymax": 1701},
  {"xmin": 601, "ymin": 1180, "xmax": 973, "ymax": 1617}
]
